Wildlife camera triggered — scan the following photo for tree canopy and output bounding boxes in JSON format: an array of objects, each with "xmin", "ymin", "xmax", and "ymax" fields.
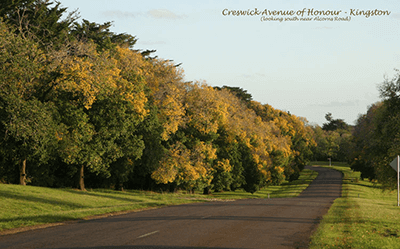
[
  {"xmin": 0, "ymin": 0, "xmax": 317, "ymax": 194},
  {"xmin": 348, "ymin": 71, "xmax": 400, "ymax": 188}
]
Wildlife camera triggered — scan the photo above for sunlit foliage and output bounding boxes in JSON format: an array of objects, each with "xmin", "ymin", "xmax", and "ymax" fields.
[{"xmin": 0, "ymin": 1, "xmax": 317, "ymax": 194}]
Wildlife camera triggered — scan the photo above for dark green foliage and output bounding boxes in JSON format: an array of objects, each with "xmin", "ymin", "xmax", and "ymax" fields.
[
  {"xmin": 0, "ymin": 1, "xmax": 317, "ymax": 194},
  {"xmin": 127, "ymin": 99, "xmax": 164, "ymax": 190},
  {"xmin": 350, "ymin": 159, "xmax": 375, "ymax": 181},
  {"xmin": 71, "ymin": 19, "xmax": 137, "ymax": 51},
  {"xmin": 312, "ymin": 113, "xmax": 353, "ymax": 162},
  {"xmin": 348, "ymin": 70, "xmax": 400, "ymax": 188},
  {"xmin": 322, "ymin": 113, "xmax": 351, "ymax": 132},
  {"xmin": 240, "ymin": 143, "xmax": 261, "ymax": 194},
  {"xmin": 0, "ymin": 22, "xmax": 60, "ymax": 184},
  {"xmin": 214, "ymin": 86, "xmax": 253, "ymax": 104},
  {"xmin": 213, "ymin": 129, "xmax": 244, "ymax": 192},
  {"xmin": 0, "ymin": 0, "xmax": 77, "ymax": 48},
  {"xmin": 288, "ymin": 171, "xmax": 300, "ymax": 182},
  {"xmin": 0, "ymin": 156, "xmax": 20, "ymax": 184},
  {"xmin": 212, "ymin": 169, "xmax": 233, "ymax": 192}
]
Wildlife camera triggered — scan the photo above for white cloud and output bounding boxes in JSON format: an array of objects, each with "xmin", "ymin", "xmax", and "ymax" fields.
[
  {"xmin": 147, "ymin": 9, "xmax": 186, "ymax": 19},
  {"xmin": 101, "ymin": 10, "xmax": 139, "ymax": 19}
]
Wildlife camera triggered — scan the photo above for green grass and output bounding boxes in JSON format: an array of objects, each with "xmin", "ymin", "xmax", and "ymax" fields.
[
  {"xmin": 0, "ymin": 185, "xmax": 209, "ymax": 233},
  {"xmin": 309, "ymin": 162, "xmax": 400, "ymax": 249},
  {"xmin": 0, "ymin": 169, "xmax": 317, "ymax": 233}
]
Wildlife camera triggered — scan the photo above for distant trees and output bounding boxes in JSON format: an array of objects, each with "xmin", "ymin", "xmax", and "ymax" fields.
[
  {"xmin": 311, "ymin": 113, "xmax": 352, "ymax": 162},
  {"xmin": 322, "ymin": 113, "xmax": 350, "ymax": 132},
  {"xmin": 0, "ymin": 0, "xmax": 317, "ymax": 194}
]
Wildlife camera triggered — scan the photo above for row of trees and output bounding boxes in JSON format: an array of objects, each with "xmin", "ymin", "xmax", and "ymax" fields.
[
  {"xmin": 8, "ymin": 0, "xmax": 398, "ymax": 193},
  {"xmin": 309, "ymin": 71, "xmax": 400, "ymax": 191},
  {"xmin": 349, "ymin": 70, "xmax": 400, "ymax": 189},
  {"xmin": 308, "ymin": 72, "xmax": 400, "ymax": 191},
  {"xmin": 0, "ymin": 0, "xmax": 317, "ymax": 193}
]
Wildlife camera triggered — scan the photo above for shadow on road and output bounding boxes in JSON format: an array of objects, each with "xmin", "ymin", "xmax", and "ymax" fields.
[
  {"xmin": 53, "ymin": 246, "xmax": 243, "ymax": 249},
  {"xmin": 82, "ymin": 215, "xmax": 318, "ymax": 224}
]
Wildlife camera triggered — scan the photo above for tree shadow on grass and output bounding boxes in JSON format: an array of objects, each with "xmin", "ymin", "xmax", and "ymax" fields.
[
  {"xmin": 0, "ymin": 202, "xmax": 169, "ymax": 231},
  {"xmin": 0, "ymin": 189, "xmax": 88, "ymax": 209},
  {"xmin": 0, "ymin": 214, "xmax": 78, "ymax": 227},
  {"xmin": 350, "ymin": 181, "xmax": 381, "ymax": 190},
  {"xmin": 60, "ymin": 189, "xmax": 146, "ymax": 204},
  {"xmin": 0, "ymin": 188, "xmax": 145, "ymax": 212}
]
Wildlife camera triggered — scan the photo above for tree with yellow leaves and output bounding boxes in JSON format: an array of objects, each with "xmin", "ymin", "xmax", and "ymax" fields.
[
  {"xmin": 0, "ymin": 1, "xmax": 318, "ymax": 194},
  {"xmin": 249, "ymin": 101, "xmax": 315, "ymax": 181},
  {"xmin": 46, "ymin": 42, "xmax": 148, "ymax": 190}
]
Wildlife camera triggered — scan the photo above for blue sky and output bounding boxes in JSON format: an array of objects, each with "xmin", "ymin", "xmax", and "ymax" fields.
[{"xmin": 60, "ymin": 0, "xmax": 400, "ymax": 126}]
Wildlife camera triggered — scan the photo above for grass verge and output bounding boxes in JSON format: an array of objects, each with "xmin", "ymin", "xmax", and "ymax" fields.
[
  {"xmin": 309, "ymin": 162, "xmax": 400, "ymax": 249},
  {"xmin": 0, "ymin": 169, "xmax": 317, "ymax": 234}
]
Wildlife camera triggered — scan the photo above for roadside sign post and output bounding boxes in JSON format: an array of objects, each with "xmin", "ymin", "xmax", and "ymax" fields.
[{"xmin": 389, "ymin": 155, "xmax": 400, "ymax": 206}]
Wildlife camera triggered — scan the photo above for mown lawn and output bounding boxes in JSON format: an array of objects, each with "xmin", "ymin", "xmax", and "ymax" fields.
[
  {"xmin": 309, "ymin": 162, "xmax": 400, "ymax": 249},
  {"xmin": 0, "ymin": 168, "xmax": 317, "ymax": 233}
]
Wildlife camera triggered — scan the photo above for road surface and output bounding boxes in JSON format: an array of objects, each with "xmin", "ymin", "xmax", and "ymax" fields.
[{"xmin": 0, "ymin": 166, "xmax": 342, "ymax": 249}]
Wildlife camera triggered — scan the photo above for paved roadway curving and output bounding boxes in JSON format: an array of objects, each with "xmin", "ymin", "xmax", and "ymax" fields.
[{"xmin": 0, "ymin": 166, "xmax": 342, "ymax": 249}]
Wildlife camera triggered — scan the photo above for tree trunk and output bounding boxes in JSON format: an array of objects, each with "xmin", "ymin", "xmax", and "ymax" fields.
[
  {"xmin": 116, "ymin": 178, "xmax": 124, "ymax": 191},
  {"xmin": 203, "ymin": 186, "xmax": 211, "ymax": 195},
  {"xmin": 79, "ymin": 165, "xmax": 86, "ymax": 191},
  {"xmin": 19, "ymin": 158, "xmax": 27, "ymax": 185}
]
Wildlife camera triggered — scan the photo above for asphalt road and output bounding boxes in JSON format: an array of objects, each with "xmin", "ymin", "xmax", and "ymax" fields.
[{"xmin": 0, "ymin": 166, "xmax": 342, "ymax": 249}]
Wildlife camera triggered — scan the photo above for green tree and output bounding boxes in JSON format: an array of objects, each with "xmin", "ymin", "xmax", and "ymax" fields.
[
  {"xmin": 213, "ymin": 128, "xmax": 243, "ymax": 192},
  {"xmin": 241, "ymin": 142, "xmax": 262, "ymax": 194},
  {"xmin": 322, "ymin": 112, "xmax": 351, "ymax": 133},
  {"xmin": 0, "ymin": 97, "xmax": 58, "ymax": 185},
  {"xmin": 214, "ymin": 86, "xmax": 253, "ymax": 104},
  {"xmin": 312, "ymin": 113, "xmax": 352, "ymax": 162},
  {"xmin": 46, "ymin": 42, "xmax": 148, "ymax": 190},
  {"xmin": 349, "ymin": 103, "xmax": 382, "ymax": 180},
  {"xmin": 128, "ymin": 100, "xmax": 164, "ymax": 190},
  {"xmin": 0, "ymin": 0, "xmax": 77, "ymax": 48},
  {"xmin": 348, "ymin": 70, "xmax": 400, "ymax": 188},
  {"xmin": 0, "ymin": 20, "xmax": 59, "ymax": 185},
  {"xmin": 372, "ymin": 70, "xmax": 400, "ymax": 188},
  {"xmin": 71, "ymin": 19, "xmax": 137, "ymax": 51}
]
